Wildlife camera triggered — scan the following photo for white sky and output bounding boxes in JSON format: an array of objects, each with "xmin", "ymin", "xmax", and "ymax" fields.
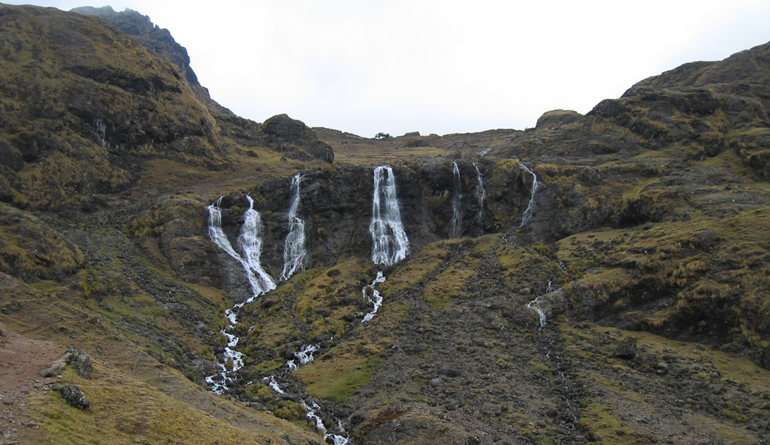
[{"xmin": 6, "ymin": 1, "xmax": 770, "ymax": 137}]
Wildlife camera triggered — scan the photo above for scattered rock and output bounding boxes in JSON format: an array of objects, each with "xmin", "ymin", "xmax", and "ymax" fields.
[
  {"xmin": 611, "ymin": 337, "xmax": 638, "ymax": 360},
  {"xmin": 39, "ymin": 359, "xmax": 66, "ymax": 378},
  {"xmin": 55, "ymin": 384, "xmax": 90, "ymax": 410},
  {"xmin": 66, "ymin": 347, "xmax": 91, "ymax": 377}
]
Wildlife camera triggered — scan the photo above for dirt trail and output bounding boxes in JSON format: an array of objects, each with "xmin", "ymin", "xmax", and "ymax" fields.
[{"xmin": 0, "ymin": 322, "xmax": 66, "ymax": 445}]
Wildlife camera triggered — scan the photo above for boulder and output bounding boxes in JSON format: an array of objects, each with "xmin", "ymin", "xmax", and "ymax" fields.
[
  {"xmin": 66, "ymin": 347, "xmax": 92, "ymax": 377},
  {"xmin": 55, "ymin": 384, "xmax": 90, "ymax": 410}
]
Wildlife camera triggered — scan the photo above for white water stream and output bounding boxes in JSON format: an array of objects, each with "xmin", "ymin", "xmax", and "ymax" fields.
[
  {"xmin": 527, "ymin": 296, "xmax": 547, "ymax": 329},
  {"xmin": 519, "ymin": 163, "xmax": 539, "ymax": 226},
  {"xmin": 449, "ymin": 162, "xmax": 463, "ymax": 238},
  {"xmin": 205, "ymin": 196, "xmax": 275, "ymax": 393},
  {"xmin": 362, "ymin": 271, "xmax": 387, "ymax": 323},
  {"xmin": 370, "ymin": 165, "xmax": 410, "ymax": 266},
  {"xmin": 281, "ymin": 173, "xmax": 307, "ymax": 280},
  {"xmin": 473, "ymin": 162, "xmax": 486, "ymax": 227}
]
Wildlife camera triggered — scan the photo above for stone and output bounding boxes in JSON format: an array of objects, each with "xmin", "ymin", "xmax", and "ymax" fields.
[
  {"xmin": 611, "ymin": 337, "xmax": 638, "ymax": 360},
  {"xmin": 39, "ymin": 359, "xmax": 66, "ymax": 378},
  {"xmin": 55, "ymin": 384, "xmax": 90, "ymax": 410},
  {"xmin": 66, "ymin": 347, "xmax": 91, "ymax": 377}
]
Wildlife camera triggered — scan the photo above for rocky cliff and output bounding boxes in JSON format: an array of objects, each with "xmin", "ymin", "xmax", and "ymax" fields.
[{"xmin": 1, "ymin": 3, "xmax": 770, "ymax": 444}]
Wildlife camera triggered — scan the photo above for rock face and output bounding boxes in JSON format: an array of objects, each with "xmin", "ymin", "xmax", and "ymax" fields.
[
  {"xmin": 535, "ymin": 109, "xmax": 583, "ymax": 129},
  {"xmin": 205, "ymin": 159, "xmax": 533, "ymax": 298}
]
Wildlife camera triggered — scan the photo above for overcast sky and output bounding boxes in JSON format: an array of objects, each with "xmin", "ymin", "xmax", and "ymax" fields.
[{"xmin": 7, "ymin": 1, "xmax": 770, "ymax": 137}]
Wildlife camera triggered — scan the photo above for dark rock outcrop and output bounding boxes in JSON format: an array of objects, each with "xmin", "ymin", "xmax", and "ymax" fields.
[{"xmin": 261, "ymin": 114, "xmax": 335, "ymax": 163}]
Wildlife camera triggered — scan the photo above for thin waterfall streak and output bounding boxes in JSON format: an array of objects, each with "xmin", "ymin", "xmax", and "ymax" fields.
[
  {"xmin": 370, "ymin": 165, "xmax": 409, "ymax": 265},
  {"xmin": 473, "ymin": 162, "xmax": 486, "ymax": 226},
  {"xmin": 519, "ymin": 163, "xmax": 539, "ymax": 226},
  {"xmin": 281, "ymin": 173, "xmax": 307, "ymax": 280},
  {"xmin": 449, "ymin": 162, "xmax": 463, "ymax": 238}
]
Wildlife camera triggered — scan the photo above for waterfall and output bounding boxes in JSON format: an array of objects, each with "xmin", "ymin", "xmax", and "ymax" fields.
[
  {"xmin": 362, "ymin": 271, "xmax": 387, "ymax": 323},
  {"xmin": 473, "ymin": 162, "xmax": 486, "ymax": 227},
  {"xmin": 519, "ymin": 163, "xmax": 539, "ymax": 226},
  {"xmin": 239, "ymin": 196, "xmax": 277, "ymax": 293},
  {"xmin": 205, "ymin": 196, "xmax": 275, "ymax": 393},
  {"xmin": 281, "ymin": 173, "xmax": 307, "ymax": 280},
  {"xmin": 527, "ymin": 296, "xmax": 547, "ymax": 329},
  {"xmin": 449, "ymin": 162, "xmax": 463, "ymax": 238},
  {"xmin": 369, "ymin": 165, "xmax": 410, "ymax": 265}
]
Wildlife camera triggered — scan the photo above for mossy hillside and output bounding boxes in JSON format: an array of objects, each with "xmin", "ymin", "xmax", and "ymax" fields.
[
  {"xmin": 0, "ymin": 4, "xmax": 230, "ymax": 209},
  {"xmin": 558, "ymin": 324, "xmax": 770, "ymax": 443},
  {"xmin": 555, "ymin": 206, "xmax": 770, "ymax": 365},
  {"xmin": 0, "ymin": 202, "xmax": 84, "ymax": 281},
  {"xmin": 0, "ymin": 272, "xmax": 317, "ymax": 444},
  {"xmin": 30, "ymin": 353, "xmax": 318, "ymax": 445},
  {"xmin": 316, "ymin": 127, "xmax": 520, "ymax": 165},
  {"xmin": 378, "ymin": 238, "xmax": 467, "ymax": 298},
  {"xmin": 420, "ymin": 235, "xmax": 499, "ymax": 310},
  {"xmin": 1, "ymin": 219, "xmax": 227, "ymax": 380}
]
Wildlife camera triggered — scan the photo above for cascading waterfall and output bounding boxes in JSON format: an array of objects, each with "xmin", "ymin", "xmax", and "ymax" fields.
[
  {"xmin": 369, "ymin": 165, "xmax": 410, "ymax": 266},
  {"xmin": 205, "ymin": 196, "xmax": 276, "ymax": 393},
  {"xmin": 261, "ymin": 343, "xmax": 349, "ymax": 444},
  {"xmin": 239, "ymin": 196, "xmax": 277, "ymax": 292},
  {"xmin": 362, "ymin": 271, "xmax": 387, "ymax": 323},
  {"xmin": 281, "ymin": 173, "xmax": 307, "ymax": 280},
  {"xmin": 519, "ymin": 163, "xmax": 539, "ymax": 226},
  {"xmin": 449, "ymin": 162, "xmax": 463, "ymax": 238},
  {"xmin": 286, "ymin": 344, "xmax": 319, "ymax": 371},
  {"xmin": 305, "ymin": 402, "xmax": 349, "ymax": 445},
  {"xmin": 473, "ymin": 162, "xmax": 486, "ymax": 226}
]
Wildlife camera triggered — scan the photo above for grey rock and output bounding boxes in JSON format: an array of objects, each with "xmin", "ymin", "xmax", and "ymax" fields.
[
  {"xmin": 66, "ymin": 347, "xmax": 92, "ymax": 377},
  {"xmin": 55, "ymin": 384, "xmax": 90, "ymax": 410}
]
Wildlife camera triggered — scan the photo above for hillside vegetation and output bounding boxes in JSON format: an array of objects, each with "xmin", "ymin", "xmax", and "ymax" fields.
[{"xmin": 1, "ymin": 4, "xmax": 770, "ymax": 444}]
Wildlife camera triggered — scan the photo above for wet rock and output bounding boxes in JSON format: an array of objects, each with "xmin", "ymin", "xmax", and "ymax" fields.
[
  {"xmin": 282, "ymin": 348, "xmax": 297, "ymax": 360},
  {"xmin": 55, "ymin": 384, "xmax": 90, "ymax": 410}
]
